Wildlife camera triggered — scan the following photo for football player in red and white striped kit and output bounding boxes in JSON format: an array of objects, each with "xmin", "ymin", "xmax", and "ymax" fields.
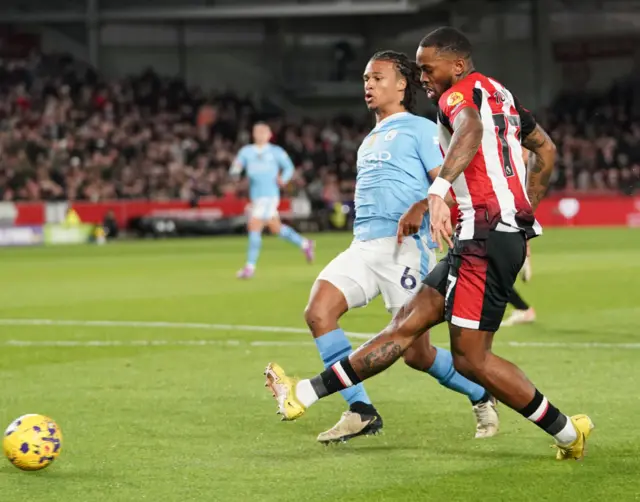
[{"xmin": 265, "ymin": 27, "xmax": 593, "ymax": 460}]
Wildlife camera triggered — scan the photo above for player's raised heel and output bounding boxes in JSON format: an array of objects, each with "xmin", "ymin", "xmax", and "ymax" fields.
[
  {"xmin": 236, "ymin": 265, "xmax": 255, "ymax": 279},
  {"xmin": 264, "ymin": 363, "xmax": 306, "ymax": 421},
  {"xmin": 317, "ymin": 409, "xmax": 383, "ymax": 444},
  {"xmin": 554, "ymin": 414, "xmax": 594, "ymax": 460},
  {"xmin": 303, "ymin": 240, "xmax": 316, "ymax": 264}
]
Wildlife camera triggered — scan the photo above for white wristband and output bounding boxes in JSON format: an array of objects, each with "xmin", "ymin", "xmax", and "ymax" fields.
[{"xmin": 428, "ymin": 177, "xmax": 452, "ymax": 199}]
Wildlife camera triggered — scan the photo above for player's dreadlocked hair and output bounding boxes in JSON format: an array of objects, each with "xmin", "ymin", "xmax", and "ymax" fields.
[
  {"xmin": 370, "ymin": 50, "xmax": 422, "ymax": 114},
  {"xmin": 419, "ymin": 26, "xmax": 473, "ymax": 59}
]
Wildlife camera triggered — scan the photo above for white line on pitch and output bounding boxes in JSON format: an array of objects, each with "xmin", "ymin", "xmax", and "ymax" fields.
[
  {"xmin": 506, "ymin": 341, "xmax": 640, "ymax": 349},
  {"xmin": 4, "ymin": 339, "xmax": 315, "ymax": 348},
  {"xmin": 0, "ymin": 318, "xmax": 373, "ymax": 340},
  {"xmin": 0, "ymin": 318, "xmax": 637, "ymax": 349},
  {"xmin": 3, "ymin": 339, "xmax": 640, "ymax": 349}
]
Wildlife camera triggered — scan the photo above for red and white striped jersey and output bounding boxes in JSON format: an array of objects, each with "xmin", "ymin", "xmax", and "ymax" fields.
[{"xmin": 437, "ymin": 72, "xmax": 543, "ymax": 240}]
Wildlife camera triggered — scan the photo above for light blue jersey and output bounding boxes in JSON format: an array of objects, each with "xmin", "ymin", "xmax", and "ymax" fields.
[
  {"xmin": 354, "ymin": 112, "xmax": 443, "ymax": 250},
  {"xmin": 232, "ymin": 144, "xmax": 295, "ymax": 200}
]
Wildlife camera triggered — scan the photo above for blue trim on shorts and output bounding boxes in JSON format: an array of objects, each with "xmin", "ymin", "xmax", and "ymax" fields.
[{"xmin": 414, "ymin": 235, "xmax": 430, "ymax": 280}]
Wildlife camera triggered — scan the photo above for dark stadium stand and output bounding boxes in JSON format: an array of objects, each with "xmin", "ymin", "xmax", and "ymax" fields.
[{"xmin": 1, "ymin": 52, "xmax": 638, "ymax": 205}]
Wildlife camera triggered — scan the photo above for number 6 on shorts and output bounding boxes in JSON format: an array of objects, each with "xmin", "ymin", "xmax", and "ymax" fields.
[{"xmin": 400, "ymin": 266, "xmax": 417, "ymax": 290}]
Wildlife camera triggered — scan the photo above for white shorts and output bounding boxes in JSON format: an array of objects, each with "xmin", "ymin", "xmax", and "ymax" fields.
[
  {"xmin": 250, "ymin": 197, "xmax": 279, "ymax": 220},
  {"xmin": 317, "ymin": 236, "xmax": 437, "ymax": 312}
]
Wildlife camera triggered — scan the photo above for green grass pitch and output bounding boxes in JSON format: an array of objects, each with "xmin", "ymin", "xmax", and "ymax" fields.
[{"xmin": 0, "ymin": 228, "xmax": 639, "ymax": 501}]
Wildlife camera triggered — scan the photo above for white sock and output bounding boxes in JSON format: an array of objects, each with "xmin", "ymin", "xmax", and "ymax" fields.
[
  {"xmin": 295, "ymin": 379, "xmax": 319, "ymax": 408},
  {"xmin": 554, "ymin": 417, "xmax": 578, "ymax": 445}
]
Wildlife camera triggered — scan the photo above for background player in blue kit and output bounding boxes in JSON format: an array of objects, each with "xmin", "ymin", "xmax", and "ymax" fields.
[
  {"xmin": 300, "ymin": 51, "xmax": 498, "ymax": 443},
  {"xmin": 230, "ymin": 122, "xmax": 315, "ymax": 279}
]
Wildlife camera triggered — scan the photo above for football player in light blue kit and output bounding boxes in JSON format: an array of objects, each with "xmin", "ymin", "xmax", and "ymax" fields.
[
  {"xmin": 231, "ymin": 122, "xmax": 315, "ymax": 279},
  {"xmin": 303, "ymin": 51, "xmax": 498, "ymax": 443}
]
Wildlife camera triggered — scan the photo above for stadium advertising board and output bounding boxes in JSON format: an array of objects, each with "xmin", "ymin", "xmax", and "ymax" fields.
[
  {"xmin": 43, "ymin": 224, "xmax": 95, "ymax": 245},
  {"xmin": 0, "ymin": 226, "xmax": 43, "ymax": 247},
  {"xmin": 4, "ymin": 196, "xmax": 639, "ymax": 232}
]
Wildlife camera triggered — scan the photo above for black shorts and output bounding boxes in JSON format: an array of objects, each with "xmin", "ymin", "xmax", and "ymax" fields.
[{"xmin": 423, "ymin": 231, "xmax": 526, "ymax": 332}]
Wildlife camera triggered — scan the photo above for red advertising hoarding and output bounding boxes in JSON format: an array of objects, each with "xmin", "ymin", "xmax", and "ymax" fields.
[
  {"xmin": 4, "ymin": 195, "xmax": 640, "ymax": 229},
  {"xmin": 10, "ymin": 197, "xmax": 291, "ymax": 228}
]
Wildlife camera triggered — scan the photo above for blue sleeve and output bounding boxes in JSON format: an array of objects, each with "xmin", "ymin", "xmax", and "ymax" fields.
[
  {"xmin": 237, "ymin": 147, "xmax": 249, "ymax": 167},
  {"xmin": 417, "ymin": 121, "xmax": 443, "ymax": 175},
  {"xmin": 230, "ymin": 147, "xmax": 248, "ymax": 176},
  {"xmin": 276, "ymin": 147, "xmax": 295, "ymax": 183}
]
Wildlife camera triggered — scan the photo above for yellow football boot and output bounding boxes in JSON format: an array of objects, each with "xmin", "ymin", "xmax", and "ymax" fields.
[
  {"xmin": 554, "ymin": 414, "xmax": 594, "ymax": 460},
  {"xmin": 264, "ymin": 363, "xmax": 306, "ymax": 421}
]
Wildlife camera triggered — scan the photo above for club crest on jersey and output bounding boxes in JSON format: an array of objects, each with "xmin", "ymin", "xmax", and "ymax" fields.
[
  {"xmin": 494, "ymin": 89, "xmax": 507, "ymax": 104},
  {"xmin": 447, "ymin": 92, "xmax": 464, "ymax": 107},
  {"xmin": 384, "ymin": 130, "xmax": 397, "ymax": 142}
]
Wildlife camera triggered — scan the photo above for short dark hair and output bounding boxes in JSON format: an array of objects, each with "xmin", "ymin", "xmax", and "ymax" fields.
[
  {"xmin": 369, "ymin": 50, "xmax": 422, "ymax": 114},
  {"xmin": 419, "ymin": 27, "xmax": 473, "ymax": 59}
]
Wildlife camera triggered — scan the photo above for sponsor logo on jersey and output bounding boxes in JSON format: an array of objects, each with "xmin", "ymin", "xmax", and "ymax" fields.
[
  {"xmin": 362, "ymin": 151, "xmax": 392, "ymax": 163},
  {"xmin": 447, "ymin": 92, "xmax": 464, "ymax": 107},
  {"xmin": 357, "ymin": 150, "xmax": 392, "ymax": 170},
  {"xmin": 384, "ymin": 130, "xmax": 397, "ymax": 141}
]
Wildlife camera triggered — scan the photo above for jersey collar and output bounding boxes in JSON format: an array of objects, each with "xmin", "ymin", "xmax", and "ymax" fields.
[{"xmin": 374, "ymin": 111, "xmax": 410, "ymax": 130}]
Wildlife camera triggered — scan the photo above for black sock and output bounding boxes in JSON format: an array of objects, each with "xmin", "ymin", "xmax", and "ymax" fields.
[
  {"xmin": 349, "ymin": 401, "xmax": 378, "ymax": 416},
  {"xmin": 471, "ymin": 390, "xmax": 491, "ymax": 406},
  {"xmin": 309, "ymin": 356, "xmax": 362, "ymax": 399},
  {"xmin": 519, "ymin": 389, "xmax": 568, "ymax": 436},
  {"xmin": 509, "ymin": 288, "xmax": 530, "ymax": 310}
]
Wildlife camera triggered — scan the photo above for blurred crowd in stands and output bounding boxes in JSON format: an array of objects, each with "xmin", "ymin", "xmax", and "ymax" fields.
[{"xmin": 0, "ymin": 52, "xmax": 639, "ymax": 205}]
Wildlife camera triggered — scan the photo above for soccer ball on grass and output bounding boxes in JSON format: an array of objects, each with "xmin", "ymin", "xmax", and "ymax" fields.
[{"xmin": 3, "ymin": 414, "xmax": 63, "ymax": 471}]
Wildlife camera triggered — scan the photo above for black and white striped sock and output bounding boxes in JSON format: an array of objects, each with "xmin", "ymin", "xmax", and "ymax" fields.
[
  {"xmin": 519, "ymin": 389, "xmax": 577, "ymax": 445},
  {"xmin": 295, "ymin": 357, "xmax": 362, "ymax": 408},
  {"xmin": 311, "ymin": 356, "xmax": 360, "ymax": 395}
]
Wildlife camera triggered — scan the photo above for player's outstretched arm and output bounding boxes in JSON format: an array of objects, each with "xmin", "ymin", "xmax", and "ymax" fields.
[
  {"xmin": 229, "ymin": 157, "xmax": 244, "ymax": 181},
  {"xmin": 436, "ymin": 108, "xmax": 483, "ymax": 183},
  {"xmin": 276, "ymin": 148, "xmax": 295, "ymax": 186},
  {"xmin": 427, "ymin": 108, "xmax": 482, "ymax": 250},
  {"xmin": 521, "ymin": 124, "xmax": 557, "ymax": 212}
]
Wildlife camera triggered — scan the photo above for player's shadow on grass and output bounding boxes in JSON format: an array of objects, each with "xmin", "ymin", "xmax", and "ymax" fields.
[
  {"xmin": 0, "ymin": 465, "xmax": 112, "ymax": 480},
  {"xmin": 305, "ymin": 443, "xmax": 548, "ymax": 461}
]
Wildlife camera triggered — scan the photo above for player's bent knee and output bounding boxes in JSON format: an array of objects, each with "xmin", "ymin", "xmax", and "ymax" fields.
[
  {"xmin": 304, "ymin": 303, "xmax": 331, "ymax": 331},
  {"xmin": 388, "ymin": 308, "xmax": 426, "ymax": 343},
  {"xmin": 452, "ymin": 352, "xmax": 487, "ymax": 381},
  {"xmin": 247, "ymin": 218, "xmax": 264, "ymax": 233},
  {"xmin": 390, "ymin": 287, "xmax": 444, "ymax": 340},
  {"xmin": 449, "ymin": 325, "xmax": 493, "ymax": 380},
  {"xmin": 304, "ymin": 282, "xmax": 348, "ymax": 336},
  {"xmin": 452, "ymin": 354, "xmax": 474, "ymax": 379},
  {"xmin": 402, "ymin": 336, "xmax": 436, "ymax": 373},
  {"xmin": 267, "ymin": 218, "xmax": 281, "ymax": 234},
  {"xmin": 402, "ymin": 343, "xmax": 421, "ymax": 370}
]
